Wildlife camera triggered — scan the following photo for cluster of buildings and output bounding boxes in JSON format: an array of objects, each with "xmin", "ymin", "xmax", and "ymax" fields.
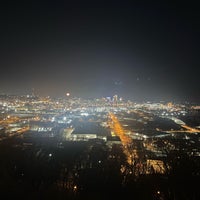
[{"xmin": 0, "ymin": 94, "xmax": 200, "ymax": 199}]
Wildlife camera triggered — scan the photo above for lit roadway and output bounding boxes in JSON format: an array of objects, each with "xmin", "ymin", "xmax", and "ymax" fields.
[
  {"xmin": 12, "ymin": 126, "xmax": 30, "ymax": 135},
  {"xmin": 108, "ymin": 112, "xmax": 134, "ymax": 165},
  {"xmin": 0, "ymin": 116, "xmax": 20, "ymax": 127},
  {"xmin": 0, "ymin": 116, "xmax": 30, "ymax": 140},
  {"xmin": 166, "ymin": 125, "xmax": 200, "ymax": 133},
  {"xmin": 164, "ymin": 116, "xmax": 200, "ymax": 133}
]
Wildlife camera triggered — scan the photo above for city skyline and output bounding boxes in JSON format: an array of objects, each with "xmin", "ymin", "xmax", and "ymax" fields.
[
  {"xmin": 0, "ymin": 1, "xmax": 199, "ymax": 102},
  {"xmin": 0, "ymin": 91, "xmax": 200, "ymax": 199}
]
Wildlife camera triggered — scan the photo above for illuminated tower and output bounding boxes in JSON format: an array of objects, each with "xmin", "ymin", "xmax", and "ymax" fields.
[
  {"xmin": 113, "ymin": 95, "xmax": 118, "ymax": 102},
  {"xmin": 31, "ymin": 88, "xmax": 35, "ymax": 97}
]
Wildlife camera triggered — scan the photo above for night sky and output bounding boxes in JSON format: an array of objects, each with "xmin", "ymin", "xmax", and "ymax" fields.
[{"xmin": 0, "ymin": 1, "xmax": 199, "ymax": 102}]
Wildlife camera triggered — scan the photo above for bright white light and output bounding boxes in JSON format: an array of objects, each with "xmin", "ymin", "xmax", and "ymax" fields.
[{"xmin": 81, "ymin": 112, "xmax": 89, "ymax": 116}]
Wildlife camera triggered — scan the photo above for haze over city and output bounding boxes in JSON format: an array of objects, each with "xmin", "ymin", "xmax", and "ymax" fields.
[
  {"xmin": 0, "ymin": 1, "xmax": 199, "ymax": 102},
  {"xmin": 0, "ymin": 2, "xmax": 200, "ymax": 199}
]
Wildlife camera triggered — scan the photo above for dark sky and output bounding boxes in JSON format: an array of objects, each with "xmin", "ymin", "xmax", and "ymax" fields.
[{"xmin": 0, "ymin": 0, "xmax": 199, "ymax": 102}]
